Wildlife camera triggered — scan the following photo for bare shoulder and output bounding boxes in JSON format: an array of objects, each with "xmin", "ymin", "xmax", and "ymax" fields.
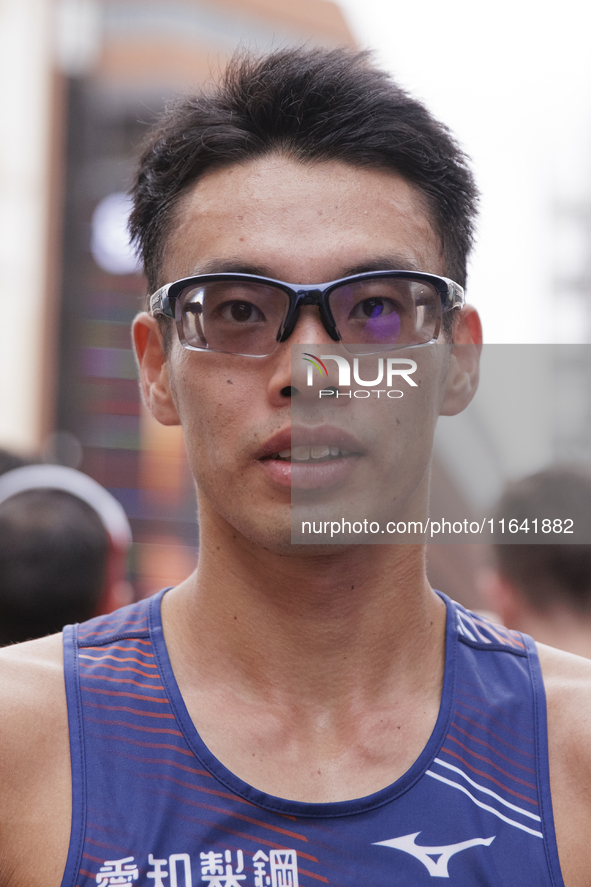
[
  {"xmin": 0, "ymin": 632, "xmax": 66, "ymax": 736},
  {"xmin": 0, "ymin": 630, "xmax": 64, "ymax": 670},
  {"xmin": 0, "ymin": 632, "xmax": 69, "ymax": 804},
  {"xmin": 0, "ymin": 634, "xmax": 71, "ymax": 887},
  {"xmin": 537, "ymin": 642, "xmax": 591, "ymax": 740},
  {"xmin": 537, "ymin": 643, "xmax": 591, "ymax": 887}
]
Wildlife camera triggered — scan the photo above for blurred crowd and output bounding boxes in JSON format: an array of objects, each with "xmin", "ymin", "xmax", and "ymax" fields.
[
  {"xmin": 0, "ymin": 447, "xmax": 133, "ymax": 645},
  {"xmin": 483, "ymin": 466, "xmax": 591, "ymax": 659}
]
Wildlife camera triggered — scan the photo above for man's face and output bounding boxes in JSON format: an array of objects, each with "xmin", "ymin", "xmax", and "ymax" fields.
[{"xmin": 136, "ymin": 155, "xmax": 473, "ymax": 551}]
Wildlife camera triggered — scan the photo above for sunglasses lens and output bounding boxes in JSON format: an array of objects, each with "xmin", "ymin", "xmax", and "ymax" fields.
[
  {"xmin": 171, "ymin": 274, "xmax": 445, "ymax": 355},
  {"xmin": 176, "ymin": 281, "xmax": 290, "ymax": 355},
  {"xmin": 329, "ymin": 277, "xmax": 441, "ymax": 352}
]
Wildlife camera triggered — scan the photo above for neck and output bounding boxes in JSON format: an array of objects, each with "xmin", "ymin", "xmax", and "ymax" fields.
[{"xmin": 164, "ymin": 507, "xmax": 445, "ymax": 707}]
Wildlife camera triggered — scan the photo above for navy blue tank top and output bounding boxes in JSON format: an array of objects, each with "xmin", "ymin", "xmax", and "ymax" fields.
[{"xmin": 61, "ymin": 590, "xmax": 565, "ymax": 886}]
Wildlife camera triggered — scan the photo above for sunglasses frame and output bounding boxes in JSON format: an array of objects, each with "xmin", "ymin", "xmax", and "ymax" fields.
[{"xmin": 148, "ymin": 270, "xmax": 465, "ymax": 357}]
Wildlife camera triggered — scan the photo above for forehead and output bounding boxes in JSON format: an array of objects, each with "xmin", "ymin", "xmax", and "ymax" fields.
[{"xmin": 161, "ymin": 155, "xmax": 444, "ymax": 283}]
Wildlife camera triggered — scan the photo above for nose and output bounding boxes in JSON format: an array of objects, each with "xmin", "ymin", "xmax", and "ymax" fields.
[{"xmin": 268, "ymin": 306, "xmax": 337, "ymax": 404}]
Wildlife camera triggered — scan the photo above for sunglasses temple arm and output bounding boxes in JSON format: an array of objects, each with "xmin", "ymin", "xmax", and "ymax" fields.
[
  {"xmin": 446, "ymin": 279, "xmax": 465, "ymax": 310},
  {"xmin": 149, "ymin": 285, "xmax": 174, "ymax": 318}
]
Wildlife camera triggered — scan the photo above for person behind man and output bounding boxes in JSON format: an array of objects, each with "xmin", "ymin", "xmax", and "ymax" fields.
[
  {"xmin": 0, "ymin": 459, "xmax": 134, "ymax": 645},
  {"xmin": 1, "ymin": 48, "xmax": 590, "ymax": 887},
  {"xmin": 485, "ymin": 465, "xmax": 591, "ymax": 659},
  {"xmin": 0, "ymin": 447, "xmax": 32, "ymax": 476}
]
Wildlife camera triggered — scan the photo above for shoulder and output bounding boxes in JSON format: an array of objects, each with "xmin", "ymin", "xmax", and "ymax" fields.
[
  {"xmin": 537, "ymin": 642, "xmax": 591, "ymax": 806},
  {"xmin": 0, "ymin": 632, "xmax": 69, "ymax": 798},
  {"xmin": 537, "ymin": 643, "xmax": 591, "ymax": 886},
  {"xmin": 537, "ymin": 641, "xmax": 591, "ymax": 747},
  {"xmin": 0, "ymin": 634, "xmax": 71, "ymax": 887},
  {"xmin": 0, "ymin": 632, "xmax": 67, "ymax": 748}
]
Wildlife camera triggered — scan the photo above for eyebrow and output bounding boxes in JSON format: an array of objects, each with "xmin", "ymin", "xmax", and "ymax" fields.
[
  {"xmin": 189, "ymin": 254, "xmax": 423, "ymax": 281},
  {"xmin": 341, "ymin": 256, "xmax": 422, "ymax": 276},
  {"xmin": 190, "ymin": 259, "xmax": 273, "ymax": 276}
]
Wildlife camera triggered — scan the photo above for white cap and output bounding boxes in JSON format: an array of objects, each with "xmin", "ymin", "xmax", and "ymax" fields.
[{"xmin": 0, "ymin": 464, "xmax": 132, "ymax": 549}]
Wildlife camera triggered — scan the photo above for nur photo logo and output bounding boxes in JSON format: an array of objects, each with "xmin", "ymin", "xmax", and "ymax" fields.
[
  {"xmin": 302, "ymin": 353, "xmax": 418, "ymax": 398},
  {"xmin": 302, "ymin": 353, "xmax": 329, "ymax": 380}
]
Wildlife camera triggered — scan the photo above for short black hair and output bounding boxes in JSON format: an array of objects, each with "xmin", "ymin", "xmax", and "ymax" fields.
[
  {"xmin": 130, "ymin": 47, "xmax": 478, "ymax": 297},
  {"xmin": 494, "ymin": 466, "xmax": 591, "ymax": 613},
  {"xmin": 0, "ymin": 447, "xmax": 32, "ymax": 476},
  {"xmin": 0, "ymin": 489, "xmax": 109, "ymax": 645}
]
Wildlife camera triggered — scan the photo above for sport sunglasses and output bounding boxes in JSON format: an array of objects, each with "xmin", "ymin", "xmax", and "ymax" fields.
[{"xmin": 149, "ymin": 270, "xmax": 464, "ymax": 357}]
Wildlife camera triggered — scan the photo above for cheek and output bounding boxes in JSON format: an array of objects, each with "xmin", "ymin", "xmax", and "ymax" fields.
[
  {"xmin": 179, "ymin": 381, "xmax": 237, "ymax": 452},
  {"xmin": 169, "ymin": 361, "xmax": 266, "ymax": 477},
  {"xmin": 377, "ymin": 353, "xmax": 450, "ymax": 460}
]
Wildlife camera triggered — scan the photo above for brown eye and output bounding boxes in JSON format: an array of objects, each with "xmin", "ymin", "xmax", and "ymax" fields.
[
  {"xmin": 217, "ymin": 301, "xmax": 266, "ymax": 323},
  {"xmin": 231, "ymin": 302, "xmax": 256, "ymax": 321}
]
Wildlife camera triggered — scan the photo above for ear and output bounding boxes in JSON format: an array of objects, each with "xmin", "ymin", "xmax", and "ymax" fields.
[
  {"xmin": 93, "ymin": 541, "xmax": 135, "ymax": 616},
  {"xmin": 439, "ymin": 305, "xmax": 482, "ymax": 416},
  {"xmin": 132, "ymin": 312, "xmax": 181, "ymax": 426},
  {"xmin": 94, "ymin": 579, "xmax": 135, "ymax": 616},
  {"xmin": 478, "ymin": 566, "xmax": 525, "ymax": 630}
]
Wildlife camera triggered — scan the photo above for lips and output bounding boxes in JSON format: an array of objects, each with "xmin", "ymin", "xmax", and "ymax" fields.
[
  {"xmin": 270, "ymin": 445, "xmax": 349, "ymax": 462},
  {"xmin": 256, "ymin": 425, "xmax": 364, "ymax": 459},
  {"xmin": 256, "ymin": 426, "xmax": 364, "ymax": 489}
]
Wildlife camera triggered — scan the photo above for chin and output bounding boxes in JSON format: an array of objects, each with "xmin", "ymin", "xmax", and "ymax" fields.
[
  {"xmin": 237, "ymin": 519, "xmax": 298, "ymax": 555},
  {"xmin": 221, "ymin": 511, "xmax": 336, "ymax": 558},
  {"xmin": 247, "ymin": 520, "xmax": 368, "ymax": 559}
]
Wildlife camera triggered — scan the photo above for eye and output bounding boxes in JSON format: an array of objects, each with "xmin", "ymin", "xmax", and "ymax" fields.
[
  {"xmin": 351, "ymin": 297, "xmax": 398, "ymax": 320},
  {"xmin": 217, "ymin": 300, "xmax": 266, "ymax": 323}
]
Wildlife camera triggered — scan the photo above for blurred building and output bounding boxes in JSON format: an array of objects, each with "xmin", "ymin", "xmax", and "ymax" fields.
[
  {"xmin": 0, "ymin": 0, "xmax": 354, "ymax": 596},
  {"xmin": 551, "ymin": 200, "xmax": 591, "ymax": 465}
]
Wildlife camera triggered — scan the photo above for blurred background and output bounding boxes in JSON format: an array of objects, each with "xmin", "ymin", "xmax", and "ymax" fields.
[{"xmin": 1, "ymin": 0, "xmax": 590, "ymax": 606}]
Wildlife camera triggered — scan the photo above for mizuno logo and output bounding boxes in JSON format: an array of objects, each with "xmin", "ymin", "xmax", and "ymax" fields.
[{"xmin": 373, "ymin": 832, "xmax": 496, "ymax": 878}]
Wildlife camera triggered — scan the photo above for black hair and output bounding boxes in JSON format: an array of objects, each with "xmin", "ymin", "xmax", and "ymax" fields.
[
  {"xmin": 494, "ymin": 466, "xmax": 591, "ymax": 613},
  {"xmin": 0, "ymin": 447, "xmax": 32, "ymax": 476},
  {"xmin": 0, "ymin": 489, "xmax": 109, "ymax": 645},
  {"xmin": 129, "ymin": 47, "xmax": 478, "ymax": 299}
]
